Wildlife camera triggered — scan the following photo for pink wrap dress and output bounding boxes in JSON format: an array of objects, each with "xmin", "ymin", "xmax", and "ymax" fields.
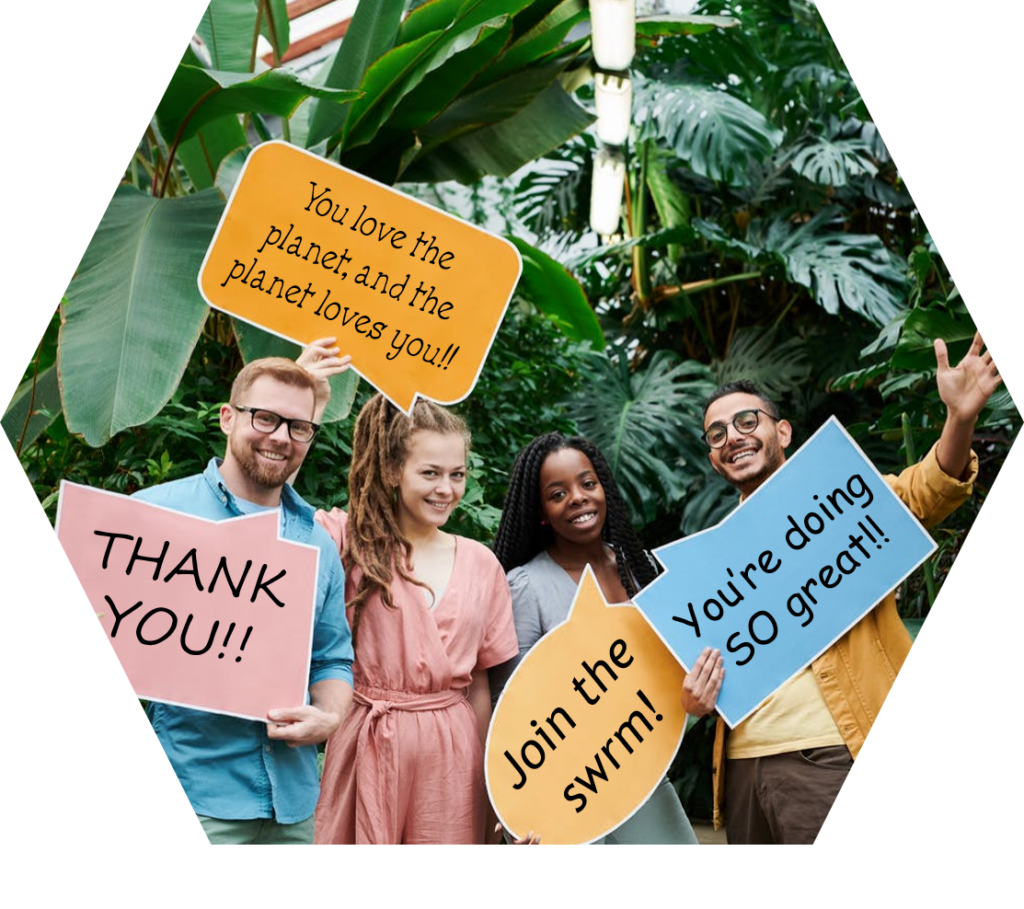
[{"xmin": 313, "ymin": 508, "xmax": 518, "ymax": 844}]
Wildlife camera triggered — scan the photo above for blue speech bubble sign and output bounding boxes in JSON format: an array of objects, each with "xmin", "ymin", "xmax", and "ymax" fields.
[{"xmin": 634, "ymin": 417, "xmax": 936, "ymax": 727}]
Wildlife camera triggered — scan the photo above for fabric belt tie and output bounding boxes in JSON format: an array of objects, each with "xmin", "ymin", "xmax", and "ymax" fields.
[{"xmin": 352, "ymin": 687, "xmax": 467, "ymax": 844}]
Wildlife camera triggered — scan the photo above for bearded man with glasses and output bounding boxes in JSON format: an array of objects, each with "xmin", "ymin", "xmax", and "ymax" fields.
[
  {"xmin": 685, "ymin": 333, "xmax": 1001, "ymax": 844},
  {"xmin": 133, "ymin": 357, "xmax": 354, "ymax": 844}
]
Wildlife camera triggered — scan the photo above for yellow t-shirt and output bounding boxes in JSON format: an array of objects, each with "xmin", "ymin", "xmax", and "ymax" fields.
[{"xmin": 726, "ymin": 667, "xmax": 845, "ymax": 759}]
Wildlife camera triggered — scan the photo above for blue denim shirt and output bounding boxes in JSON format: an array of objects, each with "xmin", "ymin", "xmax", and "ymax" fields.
[{"xmin": 135, "ymin": 459, "xmax": 353, "ymax": 824}]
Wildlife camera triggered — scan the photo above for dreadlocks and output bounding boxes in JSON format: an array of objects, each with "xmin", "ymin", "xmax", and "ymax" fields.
[
  {"xmin": 492, "ymin": 432, "xmax": 660, "ymax": 597},
  {"xmin": 345, "ymin": 393, "xmax": 470, "ymax": 646}
]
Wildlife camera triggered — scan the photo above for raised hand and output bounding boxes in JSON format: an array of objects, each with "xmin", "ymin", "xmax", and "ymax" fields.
[
  {"xmin": 934, "ymin": 332, "xmax": 1002, "ymax": 425},
  {"xmin": 296, "ymin": 337, "xmax": 352, "ymax": 419}
]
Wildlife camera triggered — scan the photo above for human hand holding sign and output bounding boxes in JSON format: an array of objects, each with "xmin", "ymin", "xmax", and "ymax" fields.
[
  {"xmin": 267, "ymin": 677, "xmax": 352, "ymax": 748},
  {"xmin": 934, "ymin": 332, "xmax": 1002, "ymax": 479},
  {"xmin": 295, "ymin": 337, "xmax": 351, "ymax": 421},
  {"xmin": 680, "ymin": 646, "xmax": 724, "ymax": 718}
]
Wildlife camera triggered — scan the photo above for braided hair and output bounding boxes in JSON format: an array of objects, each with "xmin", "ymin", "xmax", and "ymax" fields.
[
  {"xmin": 492, "ymin": 432, "xmax": 660, "ymax": 596},
  {"xmin": 345, "ymin": 393, "xmax": 470, "ymax": 646}
]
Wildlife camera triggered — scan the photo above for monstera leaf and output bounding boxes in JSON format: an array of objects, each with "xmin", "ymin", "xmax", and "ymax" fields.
[
  {"xmin": 571, "ymin": 349, "xmax": 714, "ymax": 524},
  {"xmin": 637, "ymin": 77, "xmax": 783, "ymax": 186}
]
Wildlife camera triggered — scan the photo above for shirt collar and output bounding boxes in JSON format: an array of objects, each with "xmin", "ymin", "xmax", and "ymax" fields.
[{"xmin": 201, "ymin": 457, "xmax": 314, "ymax": 534}]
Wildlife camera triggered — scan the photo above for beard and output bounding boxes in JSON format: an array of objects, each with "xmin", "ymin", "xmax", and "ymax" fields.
[
  {"xmin": 228, "ymin": 434, "xmax": 299, "ymax": 490},
  {"xmin": 718, "ymin": 433, "xmax": 785, "ymax": 494}
]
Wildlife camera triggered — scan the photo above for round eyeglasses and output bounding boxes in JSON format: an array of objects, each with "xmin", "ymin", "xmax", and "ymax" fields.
[
  {"xmin": 701, "ymin": 408, "xmax": 778, "ymax": 449},
  {"xmin": 233, "ymin": 405, "xmax": 319, "ymax": 443}
]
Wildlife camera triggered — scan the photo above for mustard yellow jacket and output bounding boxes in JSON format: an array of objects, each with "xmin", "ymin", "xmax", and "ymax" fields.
[{"xmin": 711, "ymin": 443, "xmax": 978, "ymax": 830}]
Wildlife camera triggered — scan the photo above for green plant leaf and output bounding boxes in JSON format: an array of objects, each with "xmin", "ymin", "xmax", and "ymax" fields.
[
  {"xmin": 306, "ymin": 0, "xmax": 404, "ymax": 147},
  {"xmin": 891, "ymin": 307, "xmax": 977, "ymax": 371},
  {"xmin": 829, "ymin": 361, "xmax": 889, "ymax": 393},
  {"xmin": 982, "ymin": 387, "xmax": 1017, "ymax": 424},
  {"xmin": 513, "ymin": 152, "xmax": 588, "ymax": 241},
  {"xmin": 311, "ymin": 2, "xmax": 538, "ymax": 150},
  {"xmin": 214, "ymin": 145, "xmax": 253, "ymax": 200},
  {"xmin": 711, "ymin": 326, "xmax": 812, "ymax": 399},
  {"xmin": 398, "ymin": 0, "xmax": 479, "ymax": 42},
  {"xmin": 259, "ymin": 0, "xmax": 290, "ymax": 63},
  {"xmin": 176, "ymin": 116, "xmax": 249, "ymax": 192},
  {"xmin": 638, "ymin": 77, "xmax": 783, "ymax": 185},
  {"xmin": 636, "ymin": 13, "xmax": 738, "ymax": 39},
  {"xmin": 398, "ymin": 0, "xmax": 534, "ymax": 43},
  {"xmin": 474, "ymin": 0, "xmax": 588, "ymax": 87},
  {"xmin": 3, "ymin": 362, "xmax": 61, "ymax": 452},
  {"xmin": 789, "ymin": 136, "xmax": 877, "ymax": 187},
  {"xmin": 197, "ymin": 0, "xmax": 259, "ymax": 72},
  {"xmin": 58, "ymin": 187, "xmax": 225, "ymax": 446},
  {"xmin": 386, "ymin": 18, "xmax": 515, "ymax": 132},
  {"xmin": 861, "ymin": 312, "xmax": 907, "ymax": 356},
  {"xmin": 570, "ymin": 226, "xmax": 699, "ymax": 269},
  {"xmin": 878, "ymin": 370, "xmax": 930, "ymax": 400},
  {"xmin": 571, "ymin": 350, "xmax": 714, "ymax": 524},
  {"xmin": 646, "ymin": 147, "xmax": 691, "ymax": 266},
  {"xmin": 415, "ymin": 57, "xmax": 576, "ymax": 149},
  {"xmin": 692, "ymin": 218, "xmax": 767, "ymax": 263},
  {"xmin": 231, "ymin": 319, "xmax": 359, "ymax": 421},
  {"xmin": 763, "ymin": 212, "xmax": 908, "ymax": 324},
  {"xmin": 508, "ymin": 236, "xmax": 603, "ymax": 348},
  {"xmin": 157, "ymin": 65, "xmax": 361, "ymax": 149},
  {"xmin": 404, "ymin": 81, "xmax": 594, "ymax": 183},
  {"xmin": 679, "ymin": 470, "xmax": 738, "ymax": 535},
  {"xmin": 342, "ymin": 16, "xmax": 512, "ymax": 151}
]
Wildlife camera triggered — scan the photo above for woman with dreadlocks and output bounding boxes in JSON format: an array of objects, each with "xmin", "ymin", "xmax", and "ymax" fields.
[
  {"xmin": 491, "ymin": 432, "xmax": 723, "ymax": 844},
  {"xmin": 296, "ymin": 340, "xmax": 518, "ymax": 844}
]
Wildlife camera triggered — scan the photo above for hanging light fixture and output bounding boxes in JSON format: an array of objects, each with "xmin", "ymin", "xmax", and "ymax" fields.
[
  {"xmin": 594, "ymin": 71, "xmax": 633, "ymax": 147},
  {"xmin": 590, "ymin": 148, "xmax": 626, "ymax": 237},
  {"xmin": 589, "ymin": 2, "xmax": 636, "ymax": 239},
  {"xmin": 589, "ymin": 0, "xmax": 637, "ymax": 71}
]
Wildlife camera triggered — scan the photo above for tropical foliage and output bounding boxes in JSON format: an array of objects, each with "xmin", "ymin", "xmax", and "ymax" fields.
[
  {"xmin": 22, "ymin": 0, "xmax": 605, "ymax": 449},
  {"xmin": 502, "ymin": 0, "xmax": 1017, "ymax": 551}
]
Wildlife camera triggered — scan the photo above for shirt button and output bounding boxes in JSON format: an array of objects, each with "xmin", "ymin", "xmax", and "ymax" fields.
[{"xmin": 265, "ymin": 744, "xmax": 272, "ymax": 753}]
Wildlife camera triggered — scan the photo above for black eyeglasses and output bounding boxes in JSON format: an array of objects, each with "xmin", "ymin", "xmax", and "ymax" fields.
[
  {"xmin": 702, "ymin": 408, "xmax": 778, "ymax": 449},
  {"xmin": 233, "ymin": 406, "xmax": 319, "ymax": 443}
]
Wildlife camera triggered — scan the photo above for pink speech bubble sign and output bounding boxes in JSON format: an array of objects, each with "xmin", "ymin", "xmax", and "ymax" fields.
[{"xmin": 55, "ymin": 481, "xmax": 319, "ymax": 721}]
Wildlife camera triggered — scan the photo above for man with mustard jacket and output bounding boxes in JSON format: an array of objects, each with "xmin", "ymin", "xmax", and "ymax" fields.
[{"xmin": 680, "ymin": 332, "xmax": 1001, "ymax": 843}]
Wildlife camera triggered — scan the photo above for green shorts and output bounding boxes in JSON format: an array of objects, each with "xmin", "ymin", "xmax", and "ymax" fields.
[{"xmin": 197, "ymin": 814, "xmax": 314, "ymax": 845}]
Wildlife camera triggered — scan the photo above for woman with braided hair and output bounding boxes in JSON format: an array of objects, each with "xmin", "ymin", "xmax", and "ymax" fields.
[
  {"xmin": 297, "ymin": 341, "xmax": 518, "ymax": 844},
  {"xmin": 490, "ymin": 432, "xmax": 722, "ymax": 844}
]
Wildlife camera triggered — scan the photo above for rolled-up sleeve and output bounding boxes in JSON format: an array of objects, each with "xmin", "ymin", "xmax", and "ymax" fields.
[{"xmin": 309, "ymin": 547, "xmax": 353, "ymax": 687}]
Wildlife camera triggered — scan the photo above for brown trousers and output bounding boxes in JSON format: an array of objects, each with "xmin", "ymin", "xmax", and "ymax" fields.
[{"xmin": 725, "ymin": 745, "xmax": 853, "ymax": 844}]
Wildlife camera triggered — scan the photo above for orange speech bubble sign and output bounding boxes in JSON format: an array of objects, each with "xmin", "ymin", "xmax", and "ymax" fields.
[
  {"xmin": 198, "ymin": 141, "xmax": 522, "ymax": 412},
  {"xmin": 486, "ymin": 567, "xmax": 687, "ymax": 844},
  {"xmin": 55, "ymin": 481, "xmax": 320, "ymax": 721}
]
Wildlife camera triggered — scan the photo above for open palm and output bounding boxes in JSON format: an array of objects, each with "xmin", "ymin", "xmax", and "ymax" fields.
[{"xmin": 935, "ymin": 332, "xmax": 1002, "ymax": 422}]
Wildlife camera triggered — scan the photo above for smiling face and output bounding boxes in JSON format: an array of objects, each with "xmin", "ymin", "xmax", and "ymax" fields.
[
  {"xmin": 704, "ymin": 391, "xmax": 792, "ymax": 496},
  {"xmin": 395, "ymin": 430, "xmax": 467, "ymax": 535},
  {"xmin": 538, "ymin": 447, "xmax": 607, "ymax": 547},
  {"xmin": 219, "ymin": 374, "xmax": 316, "ymax": 505}
]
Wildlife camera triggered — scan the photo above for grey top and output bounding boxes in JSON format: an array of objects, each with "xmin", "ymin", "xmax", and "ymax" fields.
[{"xmin": 489, "ymin": 550, "xmax": 587, "ymax": 697}]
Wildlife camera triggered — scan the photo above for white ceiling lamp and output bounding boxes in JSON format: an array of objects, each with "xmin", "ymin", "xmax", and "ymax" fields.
[
  {"xmin": 594, "ymin": 71, "xmax": 633, "ymax": 147},
  {"xmin": 589, "ymin": 0, "xmax": 637, "ymax": 72},
  {"xmin": 590, "ymin": 148, "xmax": 627, "ymax": 237}
]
